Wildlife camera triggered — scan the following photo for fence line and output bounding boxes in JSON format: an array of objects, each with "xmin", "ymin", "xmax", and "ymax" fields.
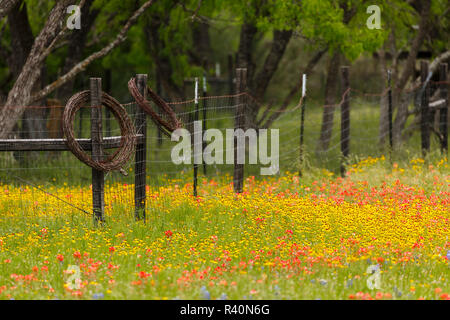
[{"xmin": 0, "ymin": 64, "xmax": 448, "ymax": 222}]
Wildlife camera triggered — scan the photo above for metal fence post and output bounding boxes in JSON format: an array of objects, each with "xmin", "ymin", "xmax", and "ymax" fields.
[
  {"xmin": 234, "ymin": 68, "xmax": 246, "ymax": 193},
  {"xmin": 420, "ymin": 61, "xmax": 430, "ymax": 156},
  {"xmin": 299, "ymin": 74, "xmax": 306, "ymax": 177},
  {"xmin": 193, "ymin": 77, "xmax": 199, "ymax": 197},
  {"xmin": 202, "ymin": 74, "xmax": 208, "ymax": 175},
  {"xmin": 135, "ymin": 74, "xmax": 147, "ymax": 221},
  {"xmin": 340, "ymin": 66, "xmax": 350, "ymax": 177},
  {"xmin": 439, "ymin": 63, "xmax": 448, "ymax": 155},
  {"xmin": 90, "ymin": 77, "xmax": 105, "ymax": 224}
]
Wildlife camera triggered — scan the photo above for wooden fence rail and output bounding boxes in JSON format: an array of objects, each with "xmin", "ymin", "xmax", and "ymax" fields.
[
  {"xmin": 0, "ymin": 74, "xmax": 148, "ymax": 225},
  {"xmin": 0, "ymin": 135, "xmax": 143, "ymax": 152}
]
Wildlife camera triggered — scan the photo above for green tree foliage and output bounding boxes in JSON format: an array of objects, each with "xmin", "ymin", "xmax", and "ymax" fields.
[{"xmin": 0, "ymin": 0, "xmax": 446, "ymax": 104}]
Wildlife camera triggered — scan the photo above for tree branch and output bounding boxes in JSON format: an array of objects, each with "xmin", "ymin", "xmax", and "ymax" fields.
[
  {"xmin": 258, "ymin": 47, "xmax": 327, "ymax": 128},
  {"xmin": 29, "ymin": 0, "xmax": 154, "ymax": 104},
  {"xmin": 396, "ymin": 0, "xmax": 431, "ymax": 91},
  {"xmin": 0, "ymin": 0, "xmax": 20, "ymax": 20},
  {"xmin": 41, "ymin": 0, "xmax": 87, "ymax": 60},
  {"xmin": 253, "ymin": 29, "xmax": 293, "ymax": 99},
  {"xmin": 408, "ymin": 50, "xmax": 450, "ymax": 89}
]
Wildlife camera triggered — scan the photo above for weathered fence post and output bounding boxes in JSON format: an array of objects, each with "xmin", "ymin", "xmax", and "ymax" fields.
[
  {"xmin": 202, "ymin": 75, "xmax": 208, "ymax": 175},
  {"xmin": 439, "ymin": 63, "xmax": 448, "ymax": 155},
  {"xmin": 78, "ymin": 106, "xmax": 83, "ymax": 137},
  {"xmin": 90, "ymin": 77, "xmax": 105, "ymax": 224},
  {"xmin": 340, "ymin": 66, "xmax": 350, "ymax": 177},
  {"xmin": 135, "ymin": 74, "xmax": 147, "ymax": 221},
  {"xmin": 299, "ymin": 74, "xmax": 306, "ymax": 177},
  {"xmin": 193, "ymin": 77, "xmax": 199, "ymax": 197},
  {"xmin": 234, "ymin": 68, "xmax": 246, "ymax": 193},
  {"xmin": 420, "ymin": 61, "xmax": 430, "ymax": 156},
  {"xmin": 387, "ymin": 69, "xmax": 393, "ymax": 152},
  {"xmin": 79, "ymin": 78, "xmax": 89, "ymax": 137}
]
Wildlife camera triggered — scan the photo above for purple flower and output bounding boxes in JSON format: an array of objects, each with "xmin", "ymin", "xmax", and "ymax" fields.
[
  {"xmin": 92, "ymin": 293, "xmax": 104, "ymax": 300},
  {"xmin": 346, "ymin": 279, "xmax": 353, "ymax": 288},
  {"xmin": 201, "ymin": 286, "xmax": 211, "ymax": 300},
  {"xmin": 219, "ymin": 293, "xmax": 227, "ymax": 300}
]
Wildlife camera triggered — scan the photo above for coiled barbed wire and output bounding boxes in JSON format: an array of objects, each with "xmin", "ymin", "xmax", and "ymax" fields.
[
  {"xmin": 62, "ymin": 91, "xmax": 136, "ymax": 172},
  {"xmin": 128, "ymin": 77, "xmax": 181, "ymax": 136}
]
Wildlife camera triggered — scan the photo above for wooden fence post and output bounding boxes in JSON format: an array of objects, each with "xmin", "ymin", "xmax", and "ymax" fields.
[
  {"xmin": 420, "ymin": 61, "xmax": 430, "ymax": 156},
  {"xmin": 202, "ymin": 74, "xmax": 208, "ymax": 175},
  {"xmin": 439, "ymin": 63, "xmax": 448, "ymax": 155},
  {"xmin": 234, "ymin": 68, "xmax": 246, "ymax": 193},
  {"xmin": 340, "ymin": 66, "xmax": 350, "ymax": 177},
  {"xmin": 90, "ymin": 77, "xmax": 105, "ymax": 224},
  {"xmin": 79, "ymin": 78, "xmax": 89, "ymax": 137},
  {"xmin": 135, "ymin": 74, "xmax": 147, "ymax": 221}
]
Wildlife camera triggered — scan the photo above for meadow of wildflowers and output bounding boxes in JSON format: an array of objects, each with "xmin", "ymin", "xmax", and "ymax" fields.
[{"xmin": 0, "ymin": 156, "xmax": 448, "ymax": 300}]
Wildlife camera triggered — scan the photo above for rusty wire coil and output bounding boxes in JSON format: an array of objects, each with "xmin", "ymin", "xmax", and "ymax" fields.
[
  {"xmin": 128, "ymin": 77, "xmax": 181, "ymax": 136},
  {"xmin": 62, "ymin": 91, "xmax": 136, "ymax": 172}
]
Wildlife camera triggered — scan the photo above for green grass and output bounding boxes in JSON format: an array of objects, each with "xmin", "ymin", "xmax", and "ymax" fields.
[{"xmin": 0, "ymin": 160, "xmax": 448, "ymax": 300}]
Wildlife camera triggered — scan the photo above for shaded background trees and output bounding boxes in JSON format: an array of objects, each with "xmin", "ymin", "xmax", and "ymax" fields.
[{"xmin": 0, "ymin": 0, "xmax": 448, "ymax": 152}]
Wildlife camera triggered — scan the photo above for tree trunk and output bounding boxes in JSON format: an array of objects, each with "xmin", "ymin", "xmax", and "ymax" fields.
[
  {"xmin": 317, "ymin": 52, "xmax": 341, "ymax": 153},
  {"xmin": 236, "ymin": 22, "xmax": 258, "ymax": 80},
  {"xmin": 258, "ymin": 47, "xmax": 327, "ymax": 129},
  {"xmin": 253, "ymin": 30, "xmax": 293, "ymax": 99},
  {"xmin": 0, "ymin": 0, "xmax": 21, "ymax": 20},
  {"xmin": 392, "ymin": 0, "xmax": 431, "ymax": 145},
  {"xmin": 56, "ymin": 0, "xmax": 99, "ymax": 104},
  {"xmin": 7, "ymin": 1, "xmax": 47, "ymax": 144},
  {"xmin": 0, "ymin": 0, "xmax": 153, "ymax": 139},
  {"xmin": 0, "ymin": 0, "xmax": 72, "ymax": 139},
  {"xmin": 378, "ymin": 49, "xmax": 389, "ymax": 147},
  {"xmin": 7, "ymin": 1, "xmax": 34, "ymax": 78},
  {"xmin": 236, "ymin": 24, "xmax": 293, "ymax": 129},
  {"xmin": 191, "ymin": 20, "xmax": 212, "ymax": 68},
  {"xmin": 145, "ymin": 19, "xmax": 185, "ymax": 102}
]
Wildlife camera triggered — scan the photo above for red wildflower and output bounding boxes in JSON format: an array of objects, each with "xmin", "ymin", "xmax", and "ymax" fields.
[
  {"xmin": 165, "ymin": 230, "xmax": 173, "ymax": 238},
  {"xmin": 439, "ymin": 293, "xmax": 449, "ymax": 300},
  {"xmin": 57, "ymin": 254, "xmax": 64, "ymax": 262},
  {"xmin": 139, "ymin": 271, "xmax": 150, "ymax": 279}
]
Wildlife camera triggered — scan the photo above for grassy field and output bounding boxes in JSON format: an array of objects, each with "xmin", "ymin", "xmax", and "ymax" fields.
[
  {"xmin": 0, "ymin": 155, "xmax": 448, "ymax": 300},
  {"xmin": 0, "ymin": 97, "xmax": 448, "ymax": 300}
]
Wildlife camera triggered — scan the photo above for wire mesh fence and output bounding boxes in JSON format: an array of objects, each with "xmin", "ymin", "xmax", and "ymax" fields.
[{"xmin": 0, "ymin": 69, "xmax": 448, "ymax": 220}]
